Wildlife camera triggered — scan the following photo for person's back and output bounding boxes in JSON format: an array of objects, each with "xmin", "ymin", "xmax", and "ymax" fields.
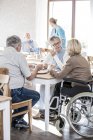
[
  {"xmin": 63, "ymin": 55, "xmax": 91, "ymax": 82},
  {"xmin": 0, "ymin": 47, "xmax": 27, "ymax": 89},
  {"xmin": 0, "ymin": 35, "xmax": 43, "ymax": 128}
]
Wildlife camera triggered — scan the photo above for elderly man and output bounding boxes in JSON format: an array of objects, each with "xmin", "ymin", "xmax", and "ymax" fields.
[
  {"xmin": 44, "ymin": 36, "xmax": 65, "ymax": 71},
  {"xmin": 49, "ymin": 18, "xmax": 66, "ymax": 49},
  {"xmin": 0, "ymin": 35, "xmax": 43, "ymax": 129},
  {"xmin": 22, "ymin": 33, "xmax": 40, "ymax": 54},
  {"xmin": 34, "ymin": 36, "xmax": 66, "ymax": 119}
]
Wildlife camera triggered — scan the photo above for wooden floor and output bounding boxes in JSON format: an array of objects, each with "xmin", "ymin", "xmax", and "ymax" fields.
[{"xmin": 11, "ymin": 120, "xmax": 93, "ymax": 140}]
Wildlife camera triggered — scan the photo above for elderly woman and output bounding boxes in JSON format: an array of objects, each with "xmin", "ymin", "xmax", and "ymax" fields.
[{"xmin": 50, "ymin": 39, "xmax": 92, "ymax": 109}]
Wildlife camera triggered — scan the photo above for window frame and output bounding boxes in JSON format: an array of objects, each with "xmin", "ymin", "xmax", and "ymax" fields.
[{"xmin": 48, "ymin": 0, "xmax": 90, "ymax": 38}]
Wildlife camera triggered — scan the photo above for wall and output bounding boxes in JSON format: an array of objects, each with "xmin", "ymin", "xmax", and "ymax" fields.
[
  {"xmin": 0, "ymin": 0, "xmax": 36, "ymax": 48},
  {"xmin": 88, "ymin": 0, "xmax": 93, "ymax": 55},
  {"xmin": 36, "ymin": 0, "xmax": 48, "ymax": 48}
]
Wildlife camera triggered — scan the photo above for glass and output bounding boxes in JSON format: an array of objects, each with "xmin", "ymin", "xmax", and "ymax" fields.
[{"xmin": 47, "ymin": 64, "xmax": 56, "ymax": 71}]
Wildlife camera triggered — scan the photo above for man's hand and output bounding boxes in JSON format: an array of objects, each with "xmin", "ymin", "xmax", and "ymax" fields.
[
  {"xmin": 35, "ymin": 64, "xmax": 43, "ymax": 71},
  {"xmin": 50, "ymin": 50, "xmax": 56, "ymax": 56},
  {"xmin": 27, "ymin": 64, "xmax": 43, "ymax": 81}
]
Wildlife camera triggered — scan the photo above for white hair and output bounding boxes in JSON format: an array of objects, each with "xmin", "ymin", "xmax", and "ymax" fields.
[{"xmin": 67, "ymin": 39, "xmax": 81, "ymax": 56}]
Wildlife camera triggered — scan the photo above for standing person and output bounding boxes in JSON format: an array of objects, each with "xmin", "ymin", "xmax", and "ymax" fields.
[
  {"xmin": 0, "ymin": 35, "xmax": 43, "ymax": 128},
  {"xmin": 22, "ymin": 33, "xmax": 40, "ymax": 54},
  {"xmin": 49, "ymin": 17, "xmax": 66, "ymax": 49}
]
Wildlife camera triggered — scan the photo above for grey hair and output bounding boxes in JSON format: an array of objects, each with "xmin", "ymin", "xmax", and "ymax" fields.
[
  {"xmin": 67, "ymin": 39, "xmax": 81, "ymax": 56},
  {"xmin": 6, "ymin": 35, "xmax": 21, "ymax": 48},
  {"xmin": 49, "ymin": 36, "xmax": 60, "ymax": 42}
]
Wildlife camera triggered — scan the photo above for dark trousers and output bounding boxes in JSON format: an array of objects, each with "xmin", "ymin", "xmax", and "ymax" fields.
[
  {"xmin": 11, "ymin": 87, "xmax": 40, "ymax": 120},
  {"xmin": 50, "ymin": 82, "xmax": 90, "ymax": 109}
]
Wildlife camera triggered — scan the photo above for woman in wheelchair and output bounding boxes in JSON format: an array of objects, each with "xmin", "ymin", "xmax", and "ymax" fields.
[
  {"xmin": 50, "ymin": 38, "xmax": 92, "ymax": 110},
  {"xmin": 49, "ymin": 39, "xmax": 93, "ymax": 137}
]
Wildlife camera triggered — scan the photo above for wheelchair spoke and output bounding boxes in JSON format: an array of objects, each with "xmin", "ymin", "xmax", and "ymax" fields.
[{"xmin": 66, "ymin": 92, "xmax": 93, "ymax": 138}]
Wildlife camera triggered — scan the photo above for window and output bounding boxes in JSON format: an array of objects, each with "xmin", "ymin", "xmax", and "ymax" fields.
[
  {"xmin": 49, "ymin": 1, "xmax": 72, "ymax": 42},
  {"xmin": 75, "ymin": 1, "xmax": 90, "ymax": 55},
  {"xmin": 49, "ymin": 0, "xmax": 91, "ymax": 55}
]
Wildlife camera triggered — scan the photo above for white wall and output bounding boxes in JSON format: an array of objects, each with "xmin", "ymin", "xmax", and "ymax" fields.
[
  {"xmin": 0, "ymin": 0, "xmax": 36, "ymax": 48},
  {"xmin": 88, "ymin": 0, "xmax": 93, "ymax": 55},
  {"xmin": 36, "ymin": 0, "xmax": 48, "ymax": 48}
]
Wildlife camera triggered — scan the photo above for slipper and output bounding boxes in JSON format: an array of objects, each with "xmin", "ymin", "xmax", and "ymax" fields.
[{"xmin": 33, "ymin": 112, "xmax": 44, "ymax": 119}]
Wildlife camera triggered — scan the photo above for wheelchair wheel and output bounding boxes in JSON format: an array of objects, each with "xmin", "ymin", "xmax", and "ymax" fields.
[
  {"xmin": 69, "ymin": 109, "xmax": 81, "ymax": 123},
  {"xmin": 55, "ymin": 116, "xmax": 65, "ymax": 132},
  {"xmin": 66, "ymin": 92, "xmax": 93, "ymax": 138}
]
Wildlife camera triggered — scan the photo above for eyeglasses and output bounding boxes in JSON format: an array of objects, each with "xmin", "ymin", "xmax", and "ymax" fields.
[{"xmin": 53, "ymin": 41, "xmax": 60, "ymax": 47}]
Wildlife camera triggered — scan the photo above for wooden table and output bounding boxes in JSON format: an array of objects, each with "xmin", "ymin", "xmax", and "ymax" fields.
[{"xmin": 0, "ymin": 96, "xmax": 11, "ymax": 140}]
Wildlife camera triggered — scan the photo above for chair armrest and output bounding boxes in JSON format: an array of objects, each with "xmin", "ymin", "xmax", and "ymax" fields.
[{"xmin": 63, "ymin": 78, "xmax": 93, "ymax": 85}]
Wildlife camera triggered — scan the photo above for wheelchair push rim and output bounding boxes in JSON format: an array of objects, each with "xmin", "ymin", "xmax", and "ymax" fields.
[{"xmin": 66, "ymin": 92, "xmax": 93, "ymax": 138}]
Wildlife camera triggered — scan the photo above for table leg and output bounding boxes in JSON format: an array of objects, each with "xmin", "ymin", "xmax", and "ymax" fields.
[
  {"xmin": 3, "ymin": 101, "xmax": 11, "ymax": 140},
  {"xmin": 45, "ymin": 84, "xmax": 50, "ymax": 131}
]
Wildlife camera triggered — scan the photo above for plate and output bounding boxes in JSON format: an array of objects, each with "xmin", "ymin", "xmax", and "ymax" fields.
[{"xmin": 38, "ymin": 69, "xmax": 49, "ymax": 74}]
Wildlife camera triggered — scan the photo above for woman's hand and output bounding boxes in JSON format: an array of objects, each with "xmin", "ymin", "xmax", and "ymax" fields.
[
  {"xmin": 50, "ymin": 69, "xmax": 56, "ymax": 77},
  {"xmin": 43, "ymin": 63, "xmax": 48, "ymax": 69}
]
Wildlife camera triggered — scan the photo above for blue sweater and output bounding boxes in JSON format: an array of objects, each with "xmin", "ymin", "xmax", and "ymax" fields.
[{"xmin": 22, "ymin": 40, "xmax": 40, "ymax": 53}]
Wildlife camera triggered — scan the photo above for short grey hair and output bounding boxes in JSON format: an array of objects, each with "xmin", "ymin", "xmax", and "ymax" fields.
[
  {"xmin": 49, "ymin": 36, "xmax": 60, "ymax": 42},
  {"xmin": 49, "ymin": 36, "xmax": 61, "ymax": 46},
  {"xmin": 6, "ymin": 35, "xmax": 21, "ymax": 48},
  {"xmin": 67, "ymin": 39, "xmax": 81, "ymax": 56}
]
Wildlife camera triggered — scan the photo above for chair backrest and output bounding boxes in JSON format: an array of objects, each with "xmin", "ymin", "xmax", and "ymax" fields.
[
  {"xmin": 0, "ymin": 68, "xmax": 32, "ymax": 131},
  {"xmin": 0, "ymin": 74, "xmax": 9, "ymax": 84},
  {"xmin": 0, "ymin": 68, "xmax": 10, "ymax": 96},
  {"xmin": 0, "ymin": 74, "xmax": 10, "ymax": 96},
  {"xmin": 0, "ymin": 68, "xmax": 9, "ymax": 75}
]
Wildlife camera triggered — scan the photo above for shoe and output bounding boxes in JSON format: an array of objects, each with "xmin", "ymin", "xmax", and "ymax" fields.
[
  {"xmin": 33, "ymin": 112, "xmax": 44, "ymax": 119},
  {"xmin": 49, "ymin": 114, "xmax": 57, "ymax": 121},
  {"xmin": 12, "ymin": 118, "xmax": 29, "ymax": 129},
  {"xmin": 12, "ymin": 119, "xmax": 18, "ymax": 127},
  {"xmin": 17, "ymin": 118, "xmax": 28, "ymax": 125},
  {"xmin": 33, "ymin": 111, "xmax": 57, "ymax": 121},
  {"xmin": 15, "ymin": 123, "xmax": 29, "ymax": 129}
]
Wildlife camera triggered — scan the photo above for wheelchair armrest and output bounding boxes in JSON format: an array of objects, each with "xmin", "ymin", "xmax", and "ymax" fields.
[
  {"xmin": 63, "ymin": 78, "xmax": 93, "ymax": 85},
  {"xmin": 87, "ymin": 79, "xmax": 93, "ymax": 84}
]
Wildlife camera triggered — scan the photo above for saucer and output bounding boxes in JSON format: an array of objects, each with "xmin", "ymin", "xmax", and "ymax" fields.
[{"xmin": 38, "ymin": 69, "xmax": 49, "ymax": 74}]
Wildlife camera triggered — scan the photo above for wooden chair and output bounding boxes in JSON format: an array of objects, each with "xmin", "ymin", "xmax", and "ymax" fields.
[
  {"xmin": 0, "ymin": 68, "xmax": 32, "ymax": 132},
  {"xmin": 0, "ymin": 73, "xmax": 10, "ymax": 139}
]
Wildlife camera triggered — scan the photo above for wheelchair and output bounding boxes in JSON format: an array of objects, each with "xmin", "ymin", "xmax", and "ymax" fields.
[{"xmin": 49, "ymin": 78, "xmax": 93, "ymax": 138}]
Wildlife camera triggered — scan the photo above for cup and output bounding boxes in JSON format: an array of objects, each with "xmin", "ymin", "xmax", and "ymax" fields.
[{"xmin": 47, "ymin": 64, "xmax": 56, "ymax": 71}]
